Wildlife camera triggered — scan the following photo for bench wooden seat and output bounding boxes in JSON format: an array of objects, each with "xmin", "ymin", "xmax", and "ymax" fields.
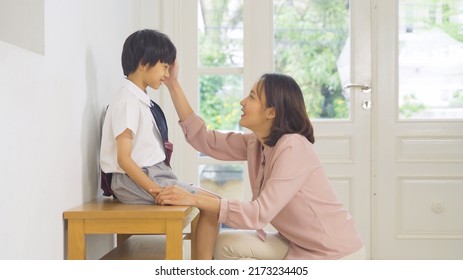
[{"xmin": 63, "ymin": 197, "xmax": 199, "ymax": 260}]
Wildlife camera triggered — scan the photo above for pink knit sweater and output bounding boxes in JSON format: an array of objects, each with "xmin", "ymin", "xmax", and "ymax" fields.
[{"xmin": 180, "ymin": 113, "xmax": 363, "ymax": 259}]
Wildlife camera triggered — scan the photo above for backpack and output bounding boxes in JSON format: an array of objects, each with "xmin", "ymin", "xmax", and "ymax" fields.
[{"xmin": 100, "ymin": 100, "xmax": 173, "ymax": 197}]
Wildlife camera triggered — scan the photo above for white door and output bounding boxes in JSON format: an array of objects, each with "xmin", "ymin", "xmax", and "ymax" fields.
[
  {"xmin": 275, "ymin": 0, "xmax": 374, "ymax": 258},
  {"xmin": 252, "ymin": 0, "xmax": 374, "ymax": 257},
  {"xmin": 373, "ymin": 0, "xmax": 463, "ymax": 259}
]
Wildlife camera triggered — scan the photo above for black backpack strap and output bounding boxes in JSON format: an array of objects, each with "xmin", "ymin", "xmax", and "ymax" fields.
[
  {"xmin": 100, "ymin": 171, "xmax": 114, "ymax": 197},
  {"xmin": 100, "ymin": 105, "xmax": 116, "ymax": 197}
]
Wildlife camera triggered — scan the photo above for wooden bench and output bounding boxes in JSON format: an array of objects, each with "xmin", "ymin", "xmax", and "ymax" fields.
[{"xmin": 63, "ymin": 197, "xmax": 199, "ymax": 260}]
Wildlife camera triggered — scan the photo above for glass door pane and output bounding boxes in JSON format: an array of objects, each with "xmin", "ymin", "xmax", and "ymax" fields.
[
  {"xmin": 198, "ymin": 0, "xmax": 244, "ymax": 131},
  {"xmin": 197, "ymin": 0, "xmax": 245, "ymax": 202},
  {"xmin": 199, "ymin": 164, "xmax": 244, "ymax": 200},
  {"xmin": 399, "ymin": 0, "xmax": 463, "ymax": 119},
  {"xmin": 273, "ymin": 0, "xmax": 350, "ymax": 119},
  {"xmin": 199, "ymin": 74, "xmax": 243, "ymax": 131},
  {"xmin": 198, "ymin": 0, "xmax": 243, "ymax": 67}
]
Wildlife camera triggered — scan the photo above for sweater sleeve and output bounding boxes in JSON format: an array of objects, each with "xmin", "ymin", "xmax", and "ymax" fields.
[
  {"xmin": 218, "ymin": 135, "xmax": 321, "ymax": 229},
  {"xmin": 179, "ymin": 113, "xmax": 249, "ymax": 161}
]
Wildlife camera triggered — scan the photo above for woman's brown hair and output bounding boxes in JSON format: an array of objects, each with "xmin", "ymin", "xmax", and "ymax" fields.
[{"xmin": 259, "ymin": 73, "xmax": 315, "ymax": 146}]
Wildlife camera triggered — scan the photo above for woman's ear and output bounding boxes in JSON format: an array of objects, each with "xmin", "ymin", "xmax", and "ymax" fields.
[{"xmin": 266, "ymin": 107, "xmax": 276, "ymax": 120}]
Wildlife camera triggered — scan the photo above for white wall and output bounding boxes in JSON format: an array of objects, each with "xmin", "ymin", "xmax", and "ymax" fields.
[
  {"xmin": 0, "ymin": 0, "xmax": 44, "ymax": 54},
  {"xmin": 0, "ymin": 0, "xmax": 162, "ymax": 259}
]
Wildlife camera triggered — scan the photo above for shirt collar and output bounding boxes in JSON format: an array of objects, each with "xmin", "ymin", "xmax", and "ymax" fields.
[{"xmin": 122, "ymin": 78, "xmax": 151, "ymax": 107}]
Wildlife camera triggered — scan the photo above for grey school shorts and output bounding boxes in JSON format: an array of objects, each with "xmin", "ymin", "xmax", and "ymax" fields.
[{"xmin": 111, "ymin": 161, "xmax": 198, "ymax": 205}]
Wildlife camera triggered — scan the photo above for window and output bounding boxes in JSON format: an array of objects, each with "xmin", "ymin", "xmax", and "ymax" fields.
[
  {"xmin": 399, "ymin": 0, "xmax": 463, "ymax": 119},
  {"xmin": 274, "ymin": 0, "xmax": 350, "ymax": 119}
]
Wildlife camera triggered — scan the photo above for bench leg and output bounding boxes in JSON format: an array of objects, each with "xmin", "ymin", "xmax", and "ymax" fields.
[
  {"xmin": 67, "ymin": 219, "xmax": 86, "ymax": 260},
  {"xmin": 190, "ymin": 213, "xmax": 199, "ymax": 260},
  {"xmin": 165, "ymin": 219, "xmax": 183, "ymax": 260}
]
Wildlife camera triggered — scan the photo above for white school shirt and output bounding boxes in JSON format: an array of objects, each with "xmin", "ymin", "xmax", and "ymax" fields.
[{"xmin": 100, "ymin": 79, "xmax": 165, "ymax": 174}]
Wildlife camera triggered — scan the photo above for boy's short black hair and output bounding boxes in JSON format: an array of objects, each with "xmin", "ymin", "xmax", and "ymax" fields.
[{"xmin": 121, "ymin": 29, "xmax": 177, "ymax": 76}]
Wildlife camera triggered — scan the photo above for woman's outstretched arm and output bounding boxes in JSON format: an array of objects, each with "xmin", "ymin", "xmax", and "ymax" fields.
[{"xmin": 163, "ymin": 60, "xmax": 194, "ymax": 122}]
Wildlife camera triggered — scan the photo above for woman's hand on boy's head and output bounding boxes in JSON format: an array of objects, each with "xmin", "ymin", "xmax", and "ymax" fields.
[{"xmin": 163, "ymin": 59, "xmax": 179, "ymax": 87}]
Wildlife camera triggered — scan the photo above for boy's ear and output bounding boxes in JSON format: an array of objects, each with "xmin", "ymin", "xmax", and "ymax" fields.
[{"xmin": 139, "ymin": 62, "xmax": 149, "ymax": 71}]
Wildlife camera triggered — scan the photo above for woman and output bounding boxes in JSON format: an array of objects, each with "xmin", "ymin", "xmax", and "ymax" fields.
[{"xmin": 155, "ymin": 60, "xmax": 364, "ymax": 260}]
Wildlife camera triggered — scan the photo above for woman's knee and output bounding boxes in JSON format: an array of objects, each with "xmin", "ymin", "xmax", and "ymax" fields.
[
  {"xmin": 213, "ymin": 231, "xmax": 241, "ymax": 260},
  {"xmin": 213, "ymin": 230, "xmax": 289, "ymax": 260}
]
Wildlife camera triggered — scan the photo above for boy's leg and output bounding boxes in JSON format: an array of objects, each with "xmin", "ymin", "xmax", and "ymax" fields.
[
  {"xmin": 144, "ymin": 163, "xmax": 221, "ymax": 259},
  {"xmin": 194, "ymin": 189, "xmax": 220, "ymax": 260},
  {"xmin": 111, "ymin": 172, "xmax": 155, "ymax": 204}
]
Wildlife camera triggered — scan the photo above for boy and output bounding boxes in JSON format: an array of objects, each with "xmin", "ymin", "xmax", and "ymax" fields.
[{"xmin": 100, "ymin": 29, "xmax": 218, "ymax": 259}]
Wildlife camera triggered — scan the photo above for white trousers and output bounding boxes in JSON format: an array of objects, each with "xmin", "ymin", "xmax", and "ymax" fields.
[
  {"xmin": 213, "ymin": 230, "xmax": 366, "ymax": 260},
  {"xmin": 213, "ymin": 230, "xmax": 289, "ymax": 260}
]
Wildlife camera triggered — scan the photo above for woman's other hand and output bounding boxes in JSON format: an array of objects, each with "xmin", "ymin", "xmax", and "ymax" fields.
[{"xmin": 155, "ymin": 185, "xmax": 195, "ymax": 206}]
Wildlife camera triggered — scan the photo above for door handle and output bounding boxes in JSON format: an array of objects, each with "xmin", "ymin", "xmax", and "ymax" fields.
[{"xmin": 343, "ymin": 83, "xmax": 371, "ymax": 93}]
